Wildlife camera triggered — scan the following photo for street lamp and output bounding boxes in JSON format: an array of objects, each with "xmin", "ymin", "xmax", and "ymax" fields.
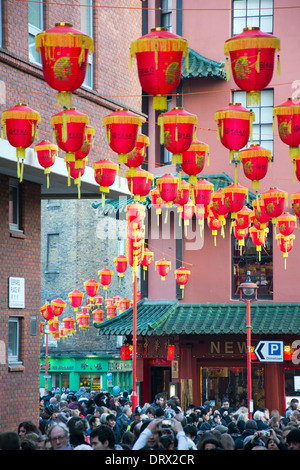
[{"xmin": 239, "ymin": 271, "xmax": 258, "ymax": 418}]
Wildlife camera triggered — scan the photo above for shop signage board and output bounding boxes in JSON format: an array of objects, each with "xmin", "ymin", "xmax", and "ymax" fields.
[
  {"xmin": 8, "ymin": 277, "xmax": 25, "ymax": 308},
  {"xmin": 254, "ymin": 341, "xmax": 284, "ymax": 362}
]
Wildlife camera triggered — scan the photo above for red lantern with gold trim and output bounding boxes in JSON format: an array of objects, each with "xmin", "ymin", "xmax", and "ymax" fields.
[
  {"xmin": 68, "ymin": 290, "xmax": 84, "ymax": 312},
  {"xmin": 94, "ymin": 295, "xmax": 103, "ymax": 306},
  {"xmin": 107, "ymin": 304, "xmax": 117, "ymax": 320},
  {"xmin": 273, "ymin": 97, "xmax": 300, "ymax": 162},
  {"xmin": 66, "ymin": 158, "xmax": 86, "ymax": 199},
  {"xmin": 155, "ymin": 258, "xmax": 171, "ymax": 280},
  {"xmin": 74, "ymin": 125, "xmax": 95, "ymax": 162},
  {"xmin": 167, "ymin": 344, "xmax": 175, "ymax": 361},
  {"xmin": 41, "ymin": 304, "xmax": 55, "ymax": 322},
  {"xmin": 63, "ymin": 316, "xmax": 76, "ymax": 336},
  {"xmin": 77, "ymin": 311, "xmax": 90, "ymax": 331},
  {"xmin": 98, "ymin": 268, "xmax": 114, "ymax": 291},
  {"xmin": 239, "ymin": 144, "xmax": 272, "ymax": 190},
  {"xmin": 40, "ymin": 322, "xmax": 45, "ymax": 336},
  {"xmin": 93, "ymin": 308, "xmax": 104, "ymax": 324},
  {"xmin": 277, "ymin": 212, "xmax": 296, "ymax": 237},
  {"xmin": 276, "ymin": 233, "xmax": 295, "ymax": 269},
  {"xmin": 157, "ymin": 174, "xmax": 179, "ymax": 208},
  {"xmin": 126, "ymin": 169, "xmax": 154, "ymax": 202},
  {"xmin": 211, "ymin": 189, "xmax": 229, "ymax": 227},
  {"xmin": 174, "ymin": 266, "xmax": 190, "ymax": 298},
  {"xmin": 125, "ymin": 133, "xmax": 150, "ymax": 176},
  {"xmin": 291, "ymin": 192, "xmax": 300, "ymax": 223},
  {"xmin": 215, "ymin": 103, "xmax": 254, "ymax": 164},
  {"xmin": 121, "ymin": 345, "xmax": 131, "ymax": 361},
  {"xmin": 252, "ymin": 198, "xmax": 271, "ymax": 230},
  {"xmin": 223, "ymin": 183, "xmax": 248, "ymax": 221},
  {"xmin": 235, "ymin": 206, "xmax": 254, "ymax": 230},
  {"xmin": 233, "ymin": 223, "xmax": 249, "ymax": 254},
  {"xmin": 51, "ymin": 298, "xmax": 66, "ymax": 317},
  {"xmin": 174, "ymin": 180, "xmax": 190, "ymax": 214},
  {"xmin": 130, "ymin": 27, "xmax": 189, "ymax": 111},
  {"xmin": 249, "ymin": 226, "xmax": 269, "ymax": 261},
  {"xmin": 1, "ymin": 103, "xmax": 41, "ymax": 181},
  {"xmin": 35, "ymin": 22, "xmax": 94, "ymax": 106},
  {"xmin": 103, "ymin": 108, "xmax": 144, "ymax": 164},
  {"xmin": 207, "ymin": 209, "xmax": 222, "ymax": 246},
  {"xmin": 114, "ymin": 255, "xmax": 128, "ymax": 280},
  {"xmin": 48, "ymin": 317, "xmax": 60, "ymax": 334},
  {"xmin": 261, "ymin": 187, "xmax": 288, "ymax": 224},
  {"xmin": 150, "ymin": 187, "xmax": 166, "ymax": 225},
  {"xmin": 92, "ymin": 158, "xmax": 119, "ymax": 205},
  {"xmin": 224, "ymin": 27, "xmax": 280, "ymax": 106},
  {"xmin": 141, "ymin": 248, "xmax": 154, "ymax": 279},
  {"xmin": 181, "ymin": 140, "xmax": 209, "ymax": 185},
  {"xmin": 192, "ymin": 179, "xmax": 214, "ymax": 207},
  {"xmin": 35, "ymin": 140, "xmax": 58, "ymax": 189},
  {"xmin": 157, "ymin": 107, "xmax": 198, "ymax": 164},
  {"xmin": 119, "ymin": 298, "xmax": 132, "ymax": 312},
  {"xmin": 84, "ymin": 279, "xmax": 99, "ymax": 302}
]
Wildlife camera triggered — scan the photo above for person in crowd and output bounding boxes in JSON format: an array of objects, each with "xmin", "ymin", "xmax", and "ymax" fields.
[
  {"xmin": 90, "ymin": 424, "xmax": 122, "ymax": 450},
  {"xmin": 151, "ymin": 392, "xmax": 166, "ymax": 410},
  {"xmin": 219, "ymin": 397, "xmax": 234, "ymax": 424},
  {"xmin": 0, "ymin": 431, "xmax": 21, "ymax": 450},
  {"xmin": 197, "ymin": 432, "xmax": 223, "ymax": 450},
  {"xmin": 66, "ymin": 415, "xmax": 91, "ymax": 449},
  {"xmin": 132, "ymin": 418, "xmax": 188, "ymax": 450},
  {"xmin": 116, "ymin": 404, "xmax": 134, "ymax": 437},
  {"xmin": 253, "ymin": 410, "xmax": 269, "ymax": 430},
  {"xmin": 234, "ymin": 419, "xmax": 258, "ymax": 449},
  {"xmin": 286, "ymin": 428, "xmax": 300, "ymax": 450},
  {"xmin": 47, "ymin": 422, "xmax": 72, "ymax": 450},
  {"xmin": 18, "ymin": 420, "xmax": 40, "ymax": 439},
  {"xmin": 106, "ymin": 413, "xmax": 122, "ymax": 444},
  {"xmin": 284, "ymin": 398, "xmax": 299, "ymax": 417},
  {"xmin": 87, "ymin": 415, "xmax": 100, "ymax": 436}
]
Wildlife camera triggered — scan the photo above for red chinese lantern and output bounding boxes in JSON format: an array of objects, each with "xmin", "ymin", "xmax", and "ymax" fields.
[
  {"xmin": 35, "ymin": 22, "xmax": 94, "ymax": 106},
  {"xmin": 126, "ymin": 169, "xmax": 154, "ymax": 202},
  {"xmin": 174, "ymin": 266, "xmax": 190, "ymax": 298},
  {"xmin": 150, "ymin": 187, "xmax": 166, "ymax": 225},
  {"xmin": 180, "ymin": 200, "xmax": 194, "ymax": 232},
  {"xmin": 130, "ymin": 27, "xmax": 189, "ymax": 111},
  {"xmin": 92, "ymin": 158, "xmax": 119, "ymax": 206},
  {"xmin": 141, "ymin": 248, "xmax": 154, "ymax": 279},
  {"xmin": 277, "ymin": 212, "xmax": 296, "ymax": 237},
  {"xmin": 113, "ymin": 296, "xmax": 121, "ymax": 308},
  {"xmin": 239, "ymin": 144, "xmax": 272, "ymax": 190},
  {"xmin": 249, "ymin": 226, "xmax": 269, "ymax": 261},
  {"xmin": 51, "ymin": 298, "xmax": 66, "ymax": 317},
  {"xmin": 167, "ymin": 344, "xmax": 175, "ymax": 361},
  {"xmin": 181, "ymin": 140, "xmax": 209, "ymax": 185},
  {"xmin": 48, "ymin": 317, "xmax": 60, "ymax": 334},
  {"xmin": 77, "ymin": 311, "xmax": 90, "ymax": 331},
  {"xmin": 41, "ymin": 304, "xmax": 55, "ymax": 322},
  {"xmin": 290, "ymin": 192, "xmax": 300, "ymax": 222},
  {"xmin": 215, "ymin": 103, "xmax": 254, "ymax": 168},
  {"xmin": 273, "ymin": 97, "xmax": 300, "ymax": 162},
  {"xmin": 157, "ymin": 107, "xmax": 198, "ymax": 165},
  {"xmin": 235, "ymin": 206, "xmax": 254, "ymax": 230},
  {"xmin": 155, "ymin": 258, "xmax": 171, "ymax": 280},
  {"xmin": 103, "ymin": 108, "xmax": 144, "ymax": 164},
  {"xmin": 224, "ymin": 27, "xmax": 280, "ymax": 105},
  {"xmin": 107, "ymin": 305, "xmax": 117, "ymax": 320},
  {"xmin": 233, "ymin": 223, "xmax": 249, "ymax": 254},
  {"xmin": 121, "ymin": 345, "xmax": 131, "ymax": 361},
  {"xmin": 211, "ymin": 189, "xmax": 229, "ymax": 230},
  {"xmin": 157, "ymin": 174, "xmax": 179, "ymax": 208},
  {"xmin": 93, "ymin": 308, "xmax": 104, "ymax": 325},
  {"xmin": 74, "ymin": 125, "xmax": 95, "ymax": 163},
  {"xmin": 94, "ymin": 295, "xmax": 103, "ymax": 306},
  {"xmin": 119, "ymin": 298, "xmax": 132, "ymax": 312},
  {"xmin": 174, "ymin": 180, "xmax": 190, "ymax": 214},
  {"xmin": 252, "ymin": 197, "xmax": 271, "ymax": 229},
  {"xmin": 125, "ymin": 133, "xmax": 150, "ymax": 176},
  {"xmin": 114, "ymin": 255, "xmax": 128, "ymax": 284},
  {"xmin": 98, "ymin": 268, "xmax": 114, "ymax": 291},
  {"xmin": 261, "ymin": 187, "xmax": 288, "ymax": 224},
  {"xmin": 84, "ymin": 279, "xmax": 99, "ymax": 302},
  {"xmin": 207, "ymin": 209, "xmax": 222, "ymax": 246},
  {"xmin": 68, "ymin": 290, "xmax": 84, "ymax": 312},
  {"xmin": 192, "ymin": 179, "xmax": 214, "ymax": 207},
  {"xmin": 1, "ymin": 103, "xmax": 41, "ymax": 181},
  {"xmin": 223, "ymin": 183, "xmax": 248, "ymax": 221},
  {"xmin": 276, "ymin": 233, "xmax": 295, "ymax": 269},
  {"xmin": 105, "ymin": 298, "xmax": 113, "ymax": 308},
  {"xmin": 34, "ymin": 140, "xmax": 58, "ymax": 188},
  {"xmin": 66, "ymin": 158, "xmax": 86, "ymax": 198},
  {"xmin": 63, "ymin": 316, "xmax": 76, "ymax": 336}
]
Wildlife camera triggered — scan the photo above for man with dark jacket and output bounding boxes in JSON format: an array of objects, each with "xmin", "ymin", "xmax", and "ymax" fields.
[{"xmin": 234, "ymin": 419, "xmax": 258, "ymax": 450}]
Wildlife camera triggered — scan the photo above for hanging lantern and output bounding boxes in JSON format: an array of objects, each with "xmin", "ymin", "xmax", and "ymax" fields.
[
  {"xmin": 273, "ymin": 97, "xmax": 300, "ymax": 162},
  {"xmin": 126, "ymin": 168, "xmax": 154, "ymax": 201},
  {"xmin": 59, "ymin": 327, "xmax": 68, "ymax": 341},
  {"xmin": 207, "ymin": 209, "xmax": 222, "ymax": 246},
  {"xmin": 224, "ymin": 27, "xmax": 280, "ymax": 105},
  {"xmin": 77, "ymin": 311, "xmax": 90, "ymax": 331},
  {"xmin": 112, "ymin": 295, "xmax": 121, "ymax": 307},
  {"xmin": 290, "ymin": 191, "xmax": 300, "ymax": 223},
  {"xmin": 174, "ymin": 266, "xmax": 190, "ymax": 298},
  {"xmin": 107, "ymin": 304, "xmax": 117, "ymax": 320},
  {"xmin": 167, "ymin": 344, "xmax": 176, "ymax": 361},
  {"xmin": 103, "ymin": 108, "xmax": 144, "ymax": 164},
  {"xmin": 35, "ymin": 22, "xmax": 94, "ymax": 106},
  {"xmin": 249, "ymin": 226, "xmax": 269, "ymax": 261},
  {"xmin": 125, "ymin": 133, "xmax": 150, "ymax": 176},
  {"xmin": 119, "ymin": 298, "xmax": 132, "ymax": 312},
  {"xmin": 141, "ymin": 248, "xmax": 154, "ymax": 279},
  {"xmin": 68, "ymin": 289, "xmax": 84, "ymax": 312},
  {"xmin": 63, "ymin": 316, "xmax": 76, "ymax": 336},
  {"xmin": 157, "ymin": 107, "xmax": 198, "ymax": 165},
  {"xmin": 223, "ymin": 183, "xmax": 248, "ymax": 221},
  {"xmin": 277, "ymin": 212, "xmax": 296, "ymax": 237},
  {"xmin": 130, "ymin": 27, "xmax": 189, "ymax": 111},
  {"xmin": 40, "ymin": 322, "xmax": 45, "ymax": 336},
  {"xmin": 239, "ymin": 144, "xmax": 272, "ymax": 190},
  {"xmin": 181, "ymin": 140, "xmax": 209, "ymax": 185},
  {"xmin": 252, "ymin": 197, "xmax": 271, "ymax": 230},
  {"xmin": 155, "ymin": 258, "xmax": 171, "ymax": 280},
  {"xmin": 150, "ymin": 187, "xmax": 166, "ymax": 225},
  {"xmin": 51, "ymin": 298, "xmax": 66, "ymax": 317},
  {"xmin": 211, "ymin": 189, "xmax": 229, "ymax": 234},
  {"xmin": 1, "ymin": 103, "xmax": 41, "ymax": 181},
  {"xmin": 180, "ymin": 200, "xmax": 195, "ymax": 234},
  {"xmin": 276, "ymin": 233, "xmax": 295, "ymax": 269},
  {"xmin": 215, "ymin": 103, "xmax": 254, "ymax": 165},
  {"xmin": 157, "ymin": 174, "xmax": 179, "ymax": 208},
  {"xmin": 105, "ymin": 298, "xmax": 114, "ymax": 308},
  {"xmin": 34, "ymin": 140, "xmax": 58, "ymax": 189},
  {"xmin": 93, "ymin": 308, "xmax": 104, "ymax": 325},
  {"xmin": 48, "ymin": 317, "xmax": 60, "ymax": 335},
  {"xmin": 92, "ymin": 158, "xmax": 119, "ymax": 206},
  {"xmin": 114, "ymin": 255, "xmax": 128, "ymax": 285},
  {"xmin": 41, "ymin": 304, "xmax": 55, "ymax": 322},
  {"xmin": 66, "ymin": 159, "xmax": 86, "ymax": 199},
  {"xmin": 121, "ymin": 345, "xmax": 131, "ymax": 361},
  {"xmin": 94, "ymin": 295, "xmax": 103, "ymax": 306},
  {"xmin": 98, "ymin": 268, "xmax": 114, "ymax": 291},
  {"xmin": 235, "ymin": 206, "xmax": 254, "ymax": 230},
  {"xmin": 74, "ymin": 124, "xmax": 95, "ymax": 164},
  {"xmin": 84, "ymin": 279, "xmax": 99, "ymax": 302},
  {"xmin": 174, "ymin": 180, "xmax": 190, "ymax": 214},
  {"xmin": 195, "ymin": 204, "xmax": 210, "ymax": 236},
  {"xmin": 233, "ymin": 223, "xmax": 249, "ymax": 255},
  {"xmin": 192, "ymin": 178, "xmax": 214, "ymax": 210},
  {"xmin": 261, "ymin": 187, "xmax": 288, "ymax": 225}
]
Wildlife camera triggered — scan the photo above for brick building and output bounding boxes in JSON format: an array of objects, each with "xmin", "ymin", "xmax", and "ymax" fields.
[{"xmin": 0, "ymin": 0, "xmax": 142, "ymax": 433}]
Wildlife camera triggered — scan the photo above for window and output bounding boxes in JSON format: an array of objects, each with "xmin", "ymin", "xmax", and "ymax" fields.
[
  {"xmin": 46, "ymin": 233, "xmax": 59, "ymax": 273},
  {"xmin": 81, "ymin": 0, "xmax": 93, "ymax": 89},
  {"xmin": 9, "ymin": 178, "xmax": 22, "ymax": 233},
  {"xmin": 28, "ymin": 0, "xmax": 43, "ymax": 65},
  {"xmin": 232, "ymin": 224, "xmax": 273, "ymax": 299},
  {"xmin": 232, "ymin": 89, "xmax": 274, "ymax": 155},
  {"xmin": 8, "ymin": 317, "xmax": 21, "ymax": 363},
  {"xmin": 161, "ymin": 0, "xmax": 173, "ymax": 31},
  {"xmin": 232, "ymin": 0, "xmax": 273, "ymax": 35}
]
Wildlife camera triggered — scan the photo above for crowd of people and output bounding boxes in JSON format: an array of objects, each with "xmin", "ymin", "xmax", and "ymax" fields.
[{"xmin": 1, "ymin": 388, "xmax": 300, "ymax": 451}]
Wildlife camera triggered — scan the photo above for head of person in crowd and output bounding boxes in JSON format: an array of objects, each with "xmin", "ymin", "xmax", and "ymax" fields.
[
  {"xmin": 20, "ymin": 432, "xmax": 40, "ymax": 450},
  {"xmin": 197, "ymin": 433, "xmax": 223, "ymax": 450},
  {"xmin": 18, "ymin": 420, "xmax": 40, "ymax": 439},
  {"xmin": 144, "ymin": 405, "xmax": 156, "ymax": 420},
  {"xmin": 286, "ymin": 428, "xmax": 300, "ymax": 450},
  {"xmin": 67, "ymin": 415, "xmax": 89, "ymax": 448},
  {"xmin": 0, "ymin": 431, "xmax": 21, "ymax": 450},
  {"xmin": 153, "ymin": 393, "xmax": 165, "ymax": 409},
  {"xmin": 90, "ymin": 424, "xmax": 116, "ymax": 450},
  {"xmin": 133, "ymin": 406, "xmax": 144, "ymax": 422},
  {"xmin": 48, "ymin": 422, "xmax": 71, "ymax": 450}
]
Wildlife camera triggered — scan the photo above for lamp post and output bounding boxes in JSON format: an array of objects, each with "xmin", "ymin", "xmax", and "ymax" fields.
[{"xmin": 238, "ymin": 271, "xmax": 258, "ymax": 418}]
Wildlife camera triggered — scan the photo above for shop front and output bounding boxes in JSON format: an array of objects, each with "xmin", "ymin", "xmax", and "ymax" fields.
[{"xmin": 40, "ymin": 355, "xmax": 132, "ymax": 395}]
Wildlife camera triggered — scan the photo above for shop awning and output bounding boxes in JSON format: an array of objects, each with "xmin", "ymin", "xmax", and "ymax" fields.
[
  {"xmin": 94, "ymin": 299, "xmax": 300, "ymax": 336},
  {"xmin": 181, "ymin": 48, "xmax": 227, "ymax": 80}
]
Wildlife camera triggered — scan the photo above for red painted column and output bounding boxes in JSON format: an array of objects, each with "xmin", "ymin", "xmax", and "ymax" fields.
[{"xmin": 263, "ymin": 362, "xmax": 285, "ymax": 414}]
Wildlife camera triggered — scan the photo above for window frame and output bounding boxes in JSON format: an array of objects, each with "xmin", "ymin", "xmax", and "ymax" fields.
[
  {"xmin": 9, "ymin": 178, "xmax": 23, "ymax": 234},
  {"xmin": 81, "ymin": 0, "xmax": 94, "ymax": 89},
  {"xmin": 8, "ymin": 317, "xmax": 21, "ymax": 363},
  {"xmin": 232, "ymin": 0, "xmax": 274, "ymax": 36},
  {"xmin": 46, "ymin": 232, "xmax": 60, "ymax": 274},
  {"xmin": 28, "ymin": 0, "xmax": 43, "ymax": 65},
  {"xmin": 161, "ymin": 0, "xmax": 173, "ymax": 32}
]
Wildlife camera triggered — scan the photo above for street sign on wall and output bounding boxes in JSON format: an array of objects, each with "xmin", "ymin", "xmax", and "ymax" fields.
[{"xmin": 254, "ymin": 341, "xmax": 284, "ymax": 362}]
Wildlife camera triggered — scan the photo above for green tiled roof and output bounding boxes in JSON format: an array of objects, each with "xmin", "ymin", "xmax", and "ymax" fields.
[
  {"xmin": 181, "ymin": 48, "xmax": 226, "ymax": 80},
  {"xmin": 94, "ymin": 300, "xmax": 300, "ymax": 336}
]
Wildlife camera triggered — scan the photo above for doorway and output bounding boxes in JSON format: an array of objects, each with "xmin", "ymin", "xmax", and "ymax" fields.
[{"xmin": 150, "ymin": 366, "xmax": 171, "ymax": 402}]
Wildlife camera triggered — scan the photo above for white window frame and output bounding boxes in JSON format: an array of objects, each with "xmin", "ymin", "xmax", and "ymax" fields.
[
  {"xmin": 81, "ymin": 0, "xmax": 93, "ymax": 89},
  {"xmin": 232, "ymin": 0, "xmax": 274, "ymax": 35},
  {"xmin": 161, "ymin": 0, "xmax": 173, "ymax": 31},
  {"xmin": 8, "ymin": 317, "xmax": 21, "ymax": 364},
  {"xmin": 9, "ymin": 178, "xmax": 23, "ymax": 233},
  {"xmin": 28, "ymin": 0, "xmax": 43, "ymax": 65}
]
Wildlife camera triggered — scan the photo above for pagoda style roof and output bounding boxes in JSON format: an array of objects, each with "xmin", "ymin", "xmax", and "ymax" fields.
[{"xmin": 181, "ymin": 48, "xmax": 227, "ymax": 80}]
